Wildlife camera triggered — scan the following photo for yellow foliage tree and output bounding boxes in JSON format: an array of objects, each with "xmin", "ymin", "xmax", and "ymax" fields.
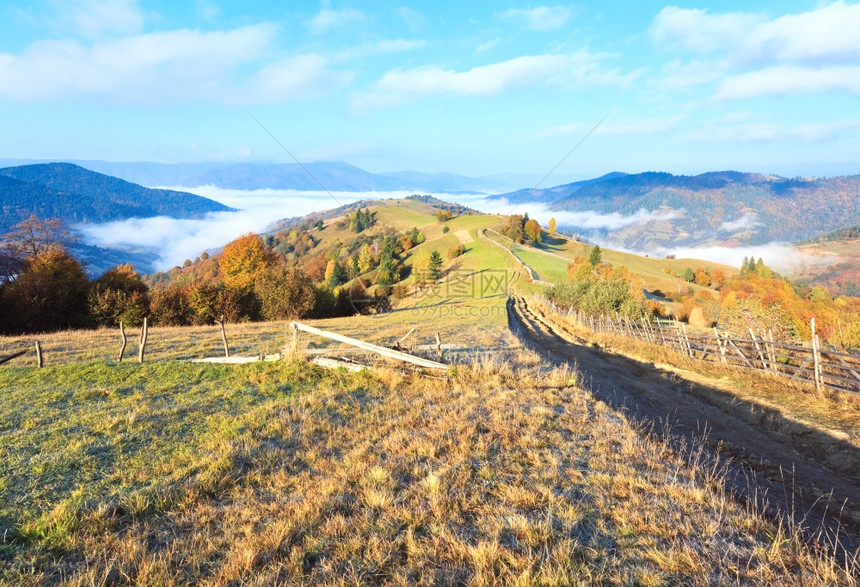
[{"xmin": 219, "ymin": 233, "xmax": 274, "ymax": 290}]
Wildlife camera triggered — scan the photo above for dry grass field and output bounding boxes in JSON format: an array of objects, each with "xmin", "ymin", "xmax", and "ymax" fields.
[{"xmin": 1, "ymin": 323, "xmax": 858, "ymax": 584}]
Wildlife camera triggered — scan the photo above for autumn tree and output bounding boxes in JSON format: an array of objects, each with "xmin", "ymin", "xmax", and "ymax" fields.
[
  {"xmin": 2, "ymin": 215, "xmax": 75, "ymax": 259},
  {"xmin": 0, "ymin": 250, "xmax": 90, "ymax": 334},
  {"xmin": 219, "ymin": 233, "xmax": 274, "ymax": 290},
  {"xmin": 325, "ymin": 259, "xmax": 348, "ymax": 287},
  {"xmin": 88, "ymin": 263, "xmax": 149, "ymax": 326},
  {"xmin": 694, "ymin": 268, "xmax": 711, "ymax": 287},
  {"xmin": 149, "ymin": 284, "xmax": 190, "ymax": 326},
  {"xmin": 548, "ymin": 217, "xmax": 557, "ymax": 236},
  {"xmin": 255, "ymin": 264, "xmax": 316, "ymax": 321},
  {"xmin": 524, "ymin": 219, "xmax": 542, "ymax": 243}
]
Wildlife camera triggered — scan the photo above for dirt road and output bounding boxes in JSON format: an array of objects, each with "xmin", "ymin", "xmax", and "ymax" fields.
[{"xmin": 508, "ymin": 294, "xmax": 860, "ymax": 554}]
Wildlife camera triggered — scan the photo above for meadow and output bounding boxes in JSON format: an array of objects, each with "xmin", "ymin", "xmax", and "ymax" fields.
[{"xmin": 2, "ymin": 335, "xmax": 855, "ymax": 584}]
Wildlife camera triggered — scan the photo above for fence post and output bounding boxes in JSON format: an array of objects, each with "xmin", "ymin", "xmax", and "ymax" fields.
[
  {"xmin": 811, "ymin": 318, "xmax": 822, "ymax": 392},
  {"xmin": 216, "ymin": 315, "xmax": 230, "ymax": 358},
  {"xmin": 35, "ymin": 340, "xmax": 43, "ymax": 368},
  {"xmin": 138, "ymin": 317, "xmax": 148, "ymax": 363},
  {"xmin": 118, "ymin": 321, "xmax": 128, "ymax": 362}
]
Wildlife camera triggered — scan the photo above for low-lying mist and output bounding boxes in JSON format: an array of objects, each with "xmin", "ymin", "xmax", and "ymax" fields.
[
  {"xmin": 77, "ymin": 188, "xmax": 481, "ymax": 270},
  {"xmin": 75, "ymin": 189, "xmax": 835, "ymax": 277}
]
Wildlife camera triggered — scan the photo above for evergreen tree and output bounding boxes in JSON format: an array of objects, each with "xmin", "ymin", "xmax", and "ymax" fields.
[
  {"xmin": 589, "ymin": 245, "xmax": 602, "ymax": 267},
  {"xmin": 376, "ymin": 237, "xmax": 399, "ymax": 287},
  {"xmin": 683, "ymin": 267, "xmax": 695, "ymax": 282},
  {"xmin": 428, "ymin": 250, "xmax": 443, "ymax": 281}
]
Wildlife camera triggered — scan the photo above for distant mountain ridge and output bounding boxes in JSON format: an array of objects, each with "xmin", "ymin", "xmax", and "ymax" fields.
[
  {"xmin": 0, "ymin": 163, "xmax": 234, "ymax": 234},
  {"xmin": 0, "ymin": 158, "xmax": 549, "ymax": 194},
  {"xmin": 493, "ymin": 170, "xmax": 860, "ymax": 250}
]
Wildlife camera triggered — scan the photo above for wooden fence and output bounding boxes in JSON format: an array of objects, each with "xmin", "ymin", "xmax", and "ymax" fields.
[{"xmin": 535, "ymin": 295, "xmax": 860, "ymax": 395}]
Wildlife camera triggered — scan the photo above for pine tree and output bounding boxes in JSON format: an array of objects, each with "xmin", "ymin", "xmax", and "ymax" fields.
[
  {"xmin": 428, "ymin": 250, "xmax": 443, "ymax": 281},
  {"xmin": 589, "ymin": 245, "xmax": 602, "ymax": 267}
]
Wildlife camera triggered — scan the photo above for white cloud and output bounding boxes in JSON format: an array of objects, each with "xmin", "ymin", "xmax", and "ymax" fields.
[
  {"xmin": 535, "ymin": 115, "xmax": 686, "ymax": 139},
  {"xmin": 0, "ymin": 25, "xmax": 352, "ymax": 104},
  {"xmin": 468, "ymin": 198, "xmax": 678, "ymax": 230},
  {"xmin": 685, "ymin": 118, "xmax": 860, "ymax": 143},
  {"xmin": 351, "ymin": 51, "xmax": 634, "ymax": 112},
  {"xmin": 658, "ymin": 59, "xmax": 725, "ymax": 89},
  {"xmin": 333, "ymin": 39, "xmax": 426, "ymax": 62},
  {"xmin": 0, "ymin": 25, "xmax": 272, "ymax": 101},
  {"xmin": 652, "ymin": 3, "xmax": 860, "ymax": 64},
  {"xmin": 651, "ymin": 2, "xmax": 860, "ymax": 99},
  {"xmin": 252, "ymin": 54, "xmax": 353, "ymax": 102},
  {"xmin": 719, "ymin": 213, "xmax": 761, "ymax": 232},
  {"xmin": 714, "ymin": 65, "xmax": 860, "ymax": 100},
  {"xmin": 475, "ymin": 39, "xmax": 499, "ymax": 53},
  {"xmin": 651, "ymin": 6, "xmax": 762, "ymax": 54},
  {"xmin": 655, "ymin": 243, "xmax": 832, "ymax": 275},
  {"xmin": 376, "ymin": 55, "xmax": 570, "ymax": 96},
  {"xmin": 497, "ymin": 6, "xmax": 573, "ymax": 31},
  {"xmin": 396, "ymin": 7, "xmax": 427, "ymax": 31},
  {"xmin": 305, "ymin": 1, "xmax": 365, "ymax": 35},
  {"xmin": 55, "ymin": 0, "xmax": 144, "ymax": 38}
]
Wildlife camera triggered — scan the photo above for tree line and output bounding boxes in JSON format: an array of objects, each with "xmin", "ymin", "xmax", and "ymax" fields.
[{"xmin": 0, "ymin": 213, "xmax": 424, "ymax": 335}]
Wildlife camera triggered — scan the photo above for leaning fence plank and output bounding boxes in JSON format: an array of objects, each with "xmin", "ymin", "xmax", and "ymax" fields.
[
  {"xmin": 714, "ymin": 328, "xmax": 727, "ymax": 364},
  {"xmin": 0, "ymin": 350, "xmax": 28, "ymax": 365},
  {"xmin": 749, "ymin": 329, "xmax": 768, "ymax": 371},
  {"xmin": 725, "ymin": 334, "xmax": 755, "ymax": 369},
  {"xmin": 829, "ymin": 353, "xmax": 860, "ymax": 383},
  {"xmin": 289, "ymin": 321, "xmax": 448, "ymax": 370}
]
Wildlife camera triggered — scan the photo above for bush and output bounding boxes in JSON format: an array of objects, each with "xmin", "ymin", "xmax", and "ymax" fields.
[
  {"xmin": 255, "ymin": 264, "xmax": 315, "ymax": 321},
  {"xmin": 448, "ymin": 244, "xmax": 465, "ymax": 259}
]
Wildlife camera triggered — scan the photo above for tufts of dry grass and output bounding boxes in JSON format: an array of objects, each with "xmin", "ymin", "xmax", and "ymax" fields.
[{"xmin": 1, "ymin": 347, "xmax": 856, "ymax": 585}]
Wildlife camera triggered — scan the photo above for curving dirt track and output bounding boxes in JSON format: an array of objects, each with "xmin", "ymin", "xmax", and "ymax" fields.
[{"xmin": 508, "ymin": 294, "xmax": 860, "ymax": 555}]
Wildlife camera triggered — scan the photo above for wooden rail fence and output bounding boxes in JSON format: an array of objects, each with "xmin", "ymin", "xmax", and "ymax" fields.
[{"xmin": 534, "ymin": 295, "xmax": 860, "ymax": 395}]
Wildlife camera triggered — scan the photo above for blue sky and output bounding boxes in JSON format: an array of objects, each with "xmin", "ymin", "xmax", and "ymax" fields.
[{"xmin": 2, "ymin": 0, "xmax": 859, "ymax": 179}]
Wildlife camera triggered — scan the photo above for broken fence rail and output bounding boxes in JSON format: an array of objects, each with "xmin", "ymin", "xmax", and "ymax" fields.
[{"xmin": 289, "ymin": 321, "xmax": 448, "ymax": 371}]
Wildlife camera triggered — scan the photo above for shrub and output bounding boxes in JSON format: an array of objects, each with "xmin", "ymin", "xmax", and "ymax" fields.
[{"xmin": 448, "ymin": 244, "xmax": 465, "ymax": 259}]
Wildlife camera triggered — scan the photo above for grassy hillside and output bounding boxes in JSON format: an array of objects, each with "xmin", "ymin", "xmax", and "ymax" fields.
[
  {"xmin": 1, "ymin": 345, "xmax": 851, "ymax": 584},
  {"xmin": 791, "ymin": 238, "xmax": 860, "ymax": 296}
]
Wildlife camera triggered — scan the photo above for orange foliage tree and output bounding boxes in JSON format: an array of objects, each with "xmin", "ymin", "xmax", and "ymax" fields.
[{"xmin": 219, "ymin": 233, "xmax": 275, "ymax": 290}]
